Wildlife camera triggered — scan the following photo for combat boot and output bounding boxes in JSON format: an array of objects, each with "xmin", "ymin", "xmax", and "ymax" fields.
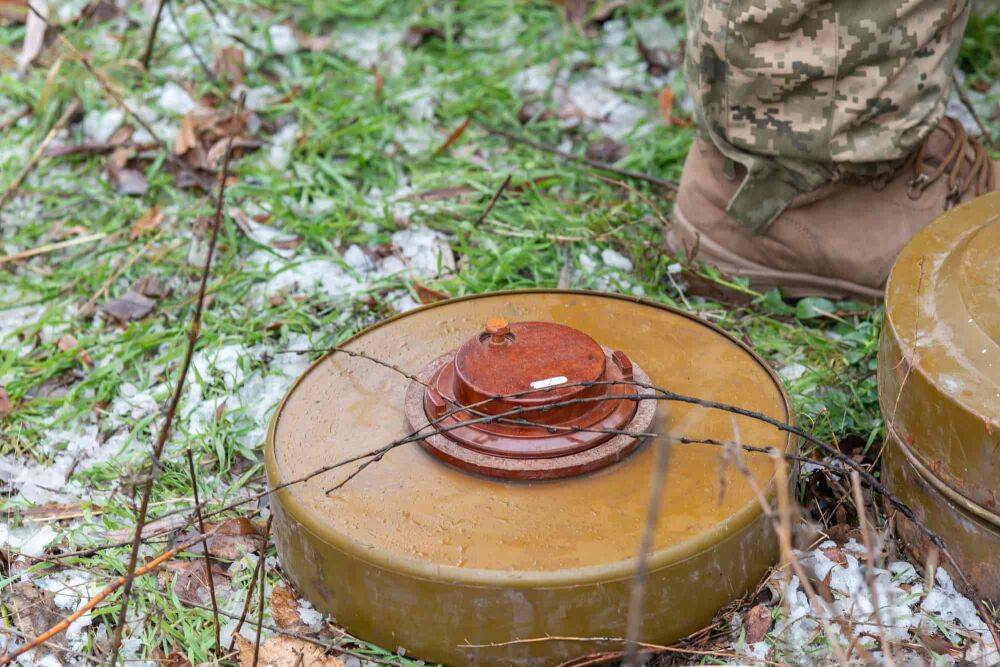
[{"xmin": 665, "ymin": 117, "xmax": 998, "ymax": 300}]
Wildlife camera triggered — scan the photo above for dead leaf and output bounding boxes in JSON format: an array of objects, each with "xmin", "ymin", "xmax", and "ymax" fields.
[
  {"xmin": 658, "ymin": 86, "xmax": 675, "ymax": 125},
  {"xmin": 0, "ymin": 386, "xmax": 10, "ymax": 419},
  {"xmin": 413, "ymin": 282, "xmax": 449, "ymax": 304},
  {"xmin": 434, "ymin": 117, "xmax": 471, "ymax": 156},
  {"xmin": 172, "ymin": 559, "xmax": 231, "ymax": 607},
  {"xmin": 133, "ymin": 275, "xmax": 171, "ymax": 299},
  {"xmin": 57, "ymin": 333, "xmax": 92, "ymax": 365},
  {"xmin": 175, "ymin": 113, "xmax": 198, "ymax": 155},
  {"xmin": 213, "ymin": 46, "xmax": 245, "ymax": 85},
  {"xmin": 822, "ymin": 547, "xmax": 849, "ymax": 568},
  {"xmin": 107, "ymin": 146, "xmax": 131, "ymax": 170},
  {"xmin": 100, "ymin": 291, "xmax": 156, "ymax": 323},
  {"xmin": 159, "ymin": 649, "xmax": 193, "ymax": 667},
  {"xmin": 130, "ymin": 205, "xmax": 164, "ymax": 240},
  {"xmin": 182, "ymin": 517, "xmax": 263, "ymax": 560},
  {"xmin": 233, "ymin": 635, "xmax": 347, "ymax": 667},
  {"xmin": 585, "ymin": 136, "xmax": 625, "ymax": 163},
  {"xmin": 403, "ymin": 24, "xmax": 445, "ymax": 48},
  {"xmin": 23, "ymin": 502, "xmax": 84, "ymax": 522},
  {"xmin": 815, "ymin": 569, "xmax": 836, "ymax": 603},
  {"xmin": 743, "ymin": 603, "xmax": 772, "ymax": 643},
  {"xmin": 271, "ymin": 583, "xmax": 311, "ymax": 633},
  {"xmin": 17, "ymin": 0, "xmax": 46, "ymax": 71},
  {"xmin": 5, "ymin": 581, "xmax": 64, "ymax": 661},
  {"xmin": 109, "ymin": 167, "xmax": 149, "ymax": 196}
]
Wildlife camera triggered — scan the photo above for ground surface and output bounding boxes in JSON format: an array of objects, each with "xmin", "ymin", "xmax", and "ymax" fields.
[{"xmin": 0, "ymin": 1, "xmax": 998, "ymax": 665}]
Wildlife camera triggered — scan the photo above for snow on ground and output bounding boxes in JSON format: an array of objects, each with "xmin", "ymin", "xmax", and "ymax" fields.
[{"xmin": 734, "ymin": 540, "xmax": 998, "ymax": 665}]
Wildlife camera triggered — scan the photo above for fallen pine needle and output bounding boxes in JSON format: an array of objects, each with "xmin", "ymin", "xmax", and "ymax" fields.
[{"xmin": 0, "ymin": 232, "xmax": 108, "ymax": 267}]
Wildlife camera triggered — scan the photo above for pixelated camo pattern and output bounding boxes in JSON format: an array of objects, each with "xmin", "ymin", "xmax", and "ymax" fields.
[{"xmin": 685, "ymin": 0, "xmax": 970, "ymax": 229}]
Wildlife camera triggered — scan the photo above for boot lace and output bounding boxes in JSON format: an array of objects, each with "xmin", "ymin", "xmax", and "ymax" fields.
[{"xmin": 906, "ymin": 116, "xmax": 996, "ymax": 209}]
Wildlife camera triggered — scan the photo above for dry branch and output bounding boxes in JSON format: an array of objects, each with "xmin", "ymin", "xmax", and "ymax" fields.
[
  {"xmin": 105, "ymin": 92, "xmax": 246, "ymax": 665},
  {"xmin": 0, "ymin": 530, "xmax": 215, "ymax": 664}
]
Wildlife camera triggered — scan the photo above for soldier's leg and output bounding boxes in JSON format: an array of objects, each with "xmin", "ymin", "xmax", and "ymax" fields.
[{"xmin": 666, "ymin": 0, "xmax": 996, "ymax": 298}]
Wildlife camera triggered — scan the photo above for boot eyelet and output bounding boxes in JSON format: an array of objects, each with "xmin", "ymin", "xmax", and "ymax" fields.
[
  {"xmin": 906, "ymin": 174, "xmax": 929, "ymax": 200},
  {"xmin": 944, "ymin": 186, "xmax": 960, "ymax": 210}
]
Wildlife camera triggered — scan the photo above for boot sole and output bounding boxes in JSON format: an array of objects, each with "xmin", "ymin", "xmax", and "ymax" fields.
[{"xmin": 667, "ymin": 206, "xmax": 885, "ymax": 301}]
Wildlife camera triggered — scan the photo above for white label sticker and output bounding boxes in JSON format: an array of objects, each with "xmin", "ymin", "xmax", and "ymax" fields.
[{"xmin": 530, "ymin": 375, "xmax": 568, "ymax": 390}]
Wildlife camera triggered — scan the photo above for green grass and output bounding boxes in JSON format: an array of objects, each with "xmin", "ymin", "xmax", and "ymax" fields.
[{"xmin": 0, "ymin": 1, "xmax": 996, "ymax": 664}]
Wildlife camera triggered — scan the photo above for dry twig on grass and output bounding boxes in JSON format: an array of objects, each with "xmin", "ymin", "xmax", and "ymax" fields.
[{"xmin": 105, "ymin": 92, "xmax": 246, "ymax": 665}]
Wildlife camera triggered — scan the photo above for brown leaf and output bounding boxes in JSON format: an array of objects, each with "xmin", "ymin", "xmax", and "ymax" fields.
[
  {"xmin": 108, "ymin": 124, "xmax": 134, "ymax": 146},
  {"xmin": 822, "ymin": 547, "xmax": 849, "ymax": 568},
  {"xmin": 212, "ymin": 46, "xmax": 245, "ymax": 85},
  {"xmin": 109, "ymin": 167, "xmax": 149, "ymax": 196},
  {"xmin": 130, "ymin": 205, "xmax": 165, "ymax": 240},
  {"xmin": 404, "ymin": 24, "xmax": 445, "ymax": 48},
  {"xmin": 133, "ymin": 275, "xmax": 171, "ymax": 299},
  {"xmin": 57, "ymin": 333, "xmax": 92, "ymax": 365},
  {"xmin": 0, "ymin": 386, "xmax": 10, "ymax": 419},
  {"xmin": 413, "ymin": 282, "xmax": 449, "ymax": 304},
  {"xmin": 175, "ymin": 113, "xmax": 199, "ymax": 155},
  {"xmin": 815, "ymin": 569, "xmax": 836, "ymax": 603},
  {"xmin": 743, "ymin": 603, "xmax": 772, "ymax": 643},
  {"xmin": 172, "ymin": 559, "xmax": 231, "ymax": 607},
  {"xmin": 107, "ymin": 146, "xmax": 131, "ymax": 170},
  {"xmin": 183, "ymin": 517, "xmax": 263, "ymax": 560},
  {"xmin": 100, "ymin": 291, "xmax": 156, "ymax": 323},
  {"xmin": 658, "ymin": 86, "xmax": 675, "ymax": 125},
  {"xmin": 434, "ymin": 117, "xmax": 471, "ymax": 156},
  {"xmin": 5, "ymin": 581, "xmax": 64, "ymax": 661},
  {"xmin": 271, "ymin": 583, "xmax": 310, "ymax": 633},
  {"xmin": 233, "ymin": 635, "xmax": 347, "ymax": 667},
  {"xmin": 23, "ymin": 502, "xmax": 84, "ymax": 522},
  {"xmin": 159, "ymin": 649, "xmax": 192, "ymax": 667},
  {"xmin": 584, "ymin": 136, "xmax": 625, "ymax": 163}
]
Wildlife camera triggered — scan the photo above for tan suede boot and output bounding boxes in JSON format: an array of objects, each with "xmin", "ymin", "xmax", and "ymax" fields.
[{"xmin": 665, "ymin": 117, "xmax": 998, "ymax": 300}]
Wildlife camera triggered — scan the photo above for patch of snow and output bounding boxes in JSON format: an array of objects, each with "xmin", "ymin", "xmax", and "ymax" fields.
[
  {"xmin": 335, "ymin": 26, "xmax": 406, "ymax": 76},
  {"xmin": 388, "ymin": 226, "xmax": 455, "ymax": 277},
  {"xmin": 82, "ymin": 108, "xmax": 125, "ymax": 144},
  {"xmin": 779, "ymin": 363, "xmax": 807, "ymax": 381},
  {"xmin": 268, "ymin": 24, "xmax": 299, "ymax": 55},
  {"xmin": 297, "ymin": 600, "xmax": 324, "ymax": 630},
  {"xmin": 600, "ymin": 248, "xmax": 633, "ymax": 272},
  {"xmin": 156, "ymin": 82, "xmax": 197, "ymax": 115},
  {"xmin": 267, "ymin": 123, "xmax": 298, "ymax": 169},
  {"xmin": 393, "ymin": 124, "xmax": 436, "ymax": 155},
  {"xmin": 343, "ymin": 244, "xmax": 375, "ymax": 273},
  {"xmin": 0, "ymin": 523, "xmax": 56, "ymax": 557}
]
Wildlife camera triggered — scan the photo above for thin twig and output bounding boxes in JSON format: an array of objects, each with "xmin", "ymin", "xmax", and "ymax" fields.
[
  {"xmin": 473, "ymin": 172, "xmax": 512, "ymax": 226},
  {"xmin": 23, "ymin": 4, "xmax": 215, "ymax": 191},
  {"xmin": 474, "ymin": 119, "xmax": 677, "ymax": 191},
  {"xmin": 165, "ymin": 0, "xmax": 216, "ymax": 83},
  {"xmin": 227, "ymin": 514, "xmax": 272, "ymax": 655},
  {"xmin": 851, "ymin": 471, "xmax": 896, "ymax": 667},
  {"xmin": 0, "ymin": 232, "xmax": 107, "ymax": 266},
  {"xmin": 0, "ymin": 99, "xmax": 81, "ymax": 214},
  {"xmin": 140, "ymin": 0, "xmax": 167, "ymax": 69},
  {"xmin": 952, "ymin": 72, "xmax": 994, "ymax": 148},
  {"xmin": 186, "ymin": 449, "xmax": 221, "ymax": 655},
  {"xmin": 105, "ymin": 92, "xmax": 246, "ymax": 666},
  {"xmin": 460, "ymin": 636, "xmax": 779, "ymax": 664},
  {"xmin": 253, "ymin": 514, "xmax": 272, "ymax": 667},
  {"xmin": 0, "ymin": 529, "xmax": 215, "ymax": 664}
]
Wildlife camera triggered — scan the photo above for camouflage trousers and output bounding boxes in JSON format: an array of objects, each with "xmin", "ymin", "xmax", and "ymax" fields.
[{"xmin": 685, "ymin": 0, "xmax": 971, "ymax": 231}]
